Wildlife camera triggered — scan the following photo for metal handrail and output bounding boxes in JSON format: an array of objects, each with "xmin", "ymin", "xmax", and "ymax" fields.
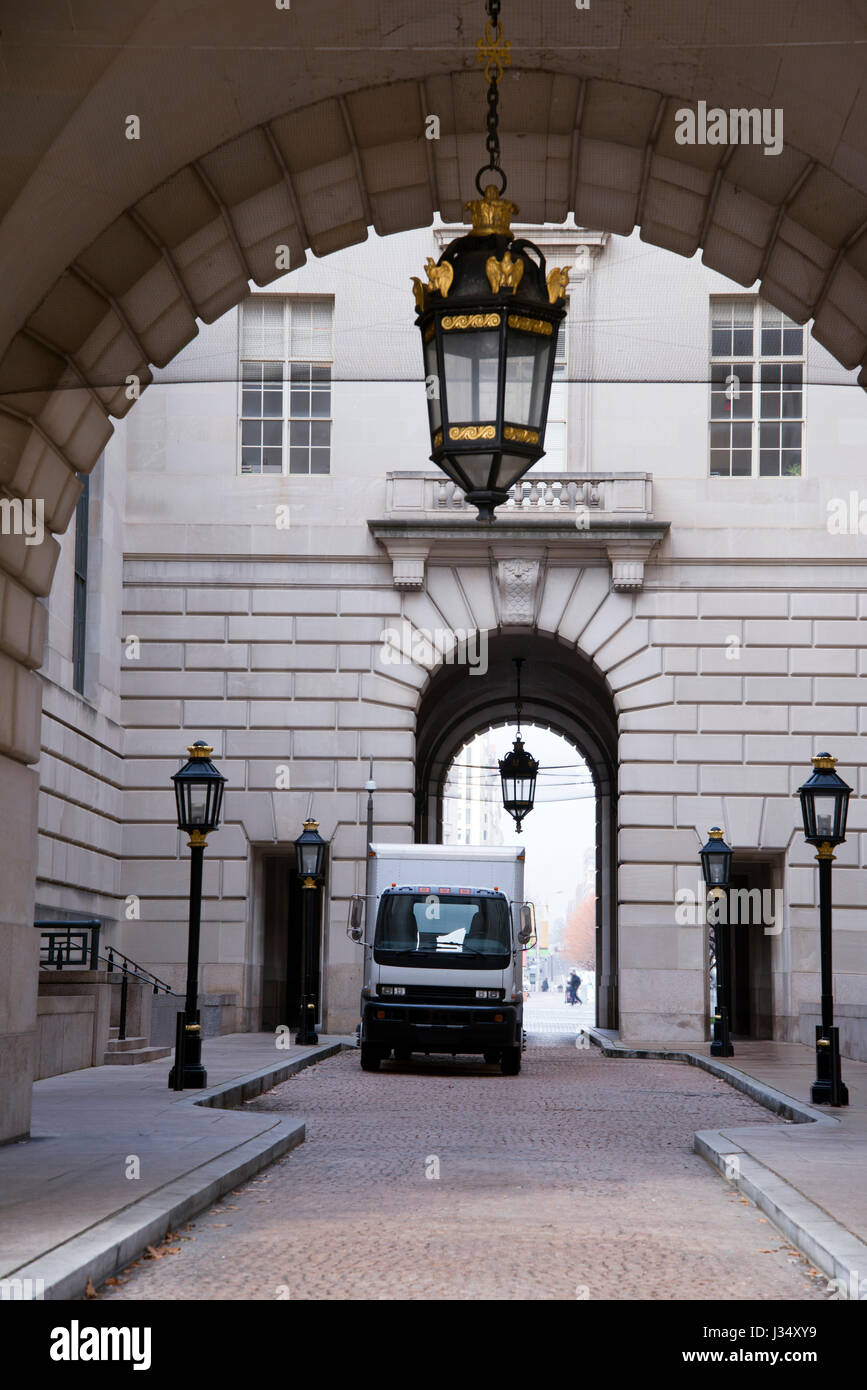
[{"xmin": 36, "ymin": 921, "xmax": 180, "ymax": 997}]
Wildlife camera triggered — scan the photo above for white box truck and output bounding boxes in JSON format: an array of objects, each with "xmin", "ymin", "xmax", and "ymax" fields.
[{"xmin": 347, "ymin": 843, "xmax": 534, "ymax": 1075}]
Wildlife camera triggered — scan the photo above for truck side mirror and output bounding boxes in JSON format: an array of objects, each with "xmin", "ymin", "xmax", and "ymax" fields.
[
  {"xmin": 347, "ymin": 895, "xmax": 364, "ymax": 943},
  {"xmin": 517, "ymin": 901, "xmax": 536, "ymax": 946}
]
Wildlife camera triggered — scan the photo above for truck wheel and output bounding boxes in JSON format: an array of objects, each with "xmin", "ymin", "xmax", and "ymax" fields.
[
  {"xmin": 483, "ymin": 1049, "xmax": 500, "ymax": 1064},
  {"xmin": 360, "ymin": 1044, "xmax": 381, "ymax": 1072},
  {"xmin": 500, "ymin": 1047, "xmax": 521, "ymax": 1076}
]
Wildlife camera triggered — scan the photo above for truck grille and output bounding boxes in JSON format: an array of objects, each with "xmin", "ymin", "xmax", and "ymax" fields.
[{"xmin": 378, "ymin": 985, "xmax": 505, "ymax": 1004}]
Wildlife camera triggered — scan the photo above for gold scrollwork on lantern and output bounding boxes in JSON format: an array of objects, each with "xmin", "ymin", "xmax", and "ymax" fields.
[
  {"xmin": 441, "ymin": 313, "xmax": 501, "ymax": 330},
  {"xmin": 433, "ymin": 428, "xmax": 443, "ymax": 448},
  {"xmin": 546, "ymin": 267, "xmax": 570, "ymax": 303},
  {"xmin": 486, "ymin": 250, "xmax": 524, "ymax": 294},
  {"xmin": 504, "ymin": 425, "xmax": 539, "ymax": 445},
  {"xmin": 448, "ymin": 425, "xmax": 496, "ymax": 441},
  {"xmin": 507, "ymin": 314, "xmax": 553, "ymax": 336}
]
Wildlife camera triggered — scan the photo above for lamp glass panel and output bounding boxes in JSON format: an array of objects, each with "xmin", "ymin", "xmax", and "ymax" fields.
[
  {"xmin": 458, "ymin": 454, "xmax": 495, "ymax": 488},
  {"xmin": 299, "ymin": 842, "xmax": 320, "ymax": 876},
  {"xmin": 504, "ymin": 331, "xmax": 551, "ymax": 428},
  {"xmin": 423, "ymin": 335, "xmax": 441, "ymax": 436},
  {"xmin": 442, "ymin": 331, "xmax": 499, "ymax": 423},
  {"xmin": 492, "ymin": 452, "xmax": 535, "ymax": 491},
  {"xmin": 813, "ymin": 793, "xmax": 838, "ymax": 840},
  {"xmin": 188, "ymin": 784, "xmax": 209, "ymax": 825},
  {"xmin": 707, "ymin": 855, "xmax": 727, "ymax": 885}
]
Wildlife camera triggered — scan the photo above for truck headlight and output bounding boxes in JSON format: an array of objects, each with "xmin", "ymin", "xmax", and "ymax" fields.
[
  {"xmin": 380, "ymin": 985, "xmax": 406, "ymax": 997},
  {"xmin": 475, "ymin": 989, "xmax": 500, "ymax": 1000}
]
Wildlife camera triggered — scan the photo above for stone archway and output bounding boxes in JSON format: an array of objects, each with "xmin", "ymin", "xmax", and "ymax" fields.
[
  {"xmin": 5, "ymin": 0, "xmax": 867, "ymax": 1138},
  {"xmin": 414, "ymin": 632, "xmax": 618, "ymax": 1029}
]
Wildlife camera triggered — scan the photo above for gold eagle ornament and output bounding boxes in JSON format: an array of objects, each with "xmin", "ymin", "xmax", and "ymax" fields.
[
  {"xmin": 485, "ymin": 250, "xmax": 524, "ymax": 294},
  {"xmin": 546, "ymin": 266, "xmax": 570, "ymax": 303}
]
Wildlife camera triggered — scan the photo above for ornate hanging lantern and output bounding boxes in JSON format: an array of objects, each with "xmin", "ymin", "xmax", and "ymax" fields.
[
  {"xmin": 412, "ymin": 0, "xmax": 570, "ymax": 521},
  {"xmin": 499, "ymin": 658, "xmax": 538, "ymax": 832}
]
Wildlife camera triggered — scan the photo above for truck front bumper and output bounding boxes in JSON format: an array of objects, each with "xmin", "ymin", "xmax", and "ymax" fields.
[{"xmin": 362, "ymin": 999, "xmax": 521, "ymax": 1052}]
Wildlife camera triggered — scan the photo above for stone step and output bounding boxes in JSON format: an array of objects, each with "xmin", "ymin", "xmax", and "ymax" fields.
[
  {"xmin": 105, "ymin": 1035, "xmax": 148, "ymax": 1052},
  {"xmin": 103, "ymin": 1045, "xmax": 172, "ymax": 1066}
]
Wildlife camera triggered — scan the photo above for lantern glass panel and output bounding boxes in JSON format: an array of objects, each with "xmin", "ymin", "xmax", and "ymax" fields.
[
  {"xmin": 188, "ymin": 784, "xmax": 209, "ymax": 826},
  {"xmin": 423, "ymin": 335, "xmax": 441, "ymax": 436},
  {"xmin": 492, "ymin": 452, "xmax": 534, "ymax": 492},
  {"xmin": 298, "ymin": 841, "xmax": 321, "ymax": 877},
  {"xmin": 442, "ymin": 331, "xmax": 499, "ymax": 422},
  {"xmin": 504, "ymin": 331, "xmax": 550, "ymax": 428},
  {"xmin": 460, "ymin": 454, "xmax": 495, "ymax": 487},
  {"xmin": 812, "ymin": 793, "xmax": 839, "ymax": 840},
  {"xmin": 706, "ymin": 854, "xmax": 727, "ymax": 886}
]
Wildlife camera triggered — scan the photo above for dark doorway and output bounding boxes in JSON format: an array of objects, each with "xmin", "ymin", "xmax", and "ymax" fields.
[
  {"xmin": 261, "ymin": 851, "xmax": 323, "ymax": 1031},
  {"xmin": 722, "ymin": 864, "xmax": 774, "ymax": 1040}
]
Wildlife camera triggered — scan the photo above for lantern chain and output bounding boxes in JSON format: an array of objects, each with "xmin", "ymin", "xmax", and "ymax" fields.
[{"xmin": 476, "ymin": 0, "xmax": 510, "ymax": 196}]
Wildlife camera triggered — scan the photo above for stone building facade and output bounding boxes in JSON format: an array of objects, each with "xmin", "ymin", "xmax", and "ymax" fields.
[{"xmin": 32, "ymin": 221, "xmax": 867, "ymax": 1055}]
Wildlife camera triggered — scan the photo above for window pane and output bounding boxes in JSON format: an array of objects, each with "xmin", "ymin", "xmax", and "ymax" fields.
[
  {"xmin": 291, "ymin": 362, "xmax": 311, "ymax": 383},
  {"xmin": 782, "ymin": 450, "xmax": 801, "ymax": 475},
  {"xmin": 241, "ymin": 420, "xmax": 261, "ymax": 445},
  {"xmin": 290, "ymin": 421, "xmax": 310, "ymax": 446},
  {"xmin": 783, "ymin": 326, "xmax": 803, "ymax": 355},
  {"xmin": 782, "ymin": 422, "xmax": 801, "ymax": 449},
  {"xmin": 290, "ymin": 448, "xmax": 309, "ymax": 474},
  {"xmin": 263, "ymin": 420, "xmax": 281, "ymax": 446},
  {"xmin": 759, "ymin": 451, "xmax": 779, "ymax": 476},
  {"xmin": 310, "ymin": 390, "xmax": 330, "ymax": 418},
  {"xmin": 732, "ymin": 328, "xmax": 753, "ymax": 355},
  {"xmin": 241, "ymin": 447, "xmax": 260, "ymax": 473},
  {"xmin": 732, "ymin": 423, "xmax": 751, "ymax": 448},
  {"xmin": 311, "ymin": 364, "xmax": 330, "ymax": 383},
  {"xmin": 732, "ymin": 451, "xmax": 752, "ymax": 476},
  {"xmin": 263, "ymin": 389, "xmax": 283, "ymax": 417},
  {"xmin": 710, "ymin": 453, "xmax": 730, "ymax": 477},
  {"xmin": 761, "ymin": 328, "xmax": 781, "ymax": 355},
  {"xmin": 711, "ymin": 328, "xmax": 731, "ymax": 356},
  {"xmin": 311, "ymin": 420, "xmax": 331, "ymax": 447},
  {"xmin": 782, "ymin": 389, "xmax": 802, "ymax": 418},
  {"xmin": 241, "ymin": 299, "xmax": 284, "ymax": 358},
  {"xmin": 310, "ymin": 449, "xmax": 330, "ymax": 474},
  {"xmin": 242, "ymin": 389, "xmax": 260, "ymax": 415},
  {"xmin": 710, "ymin": 422, "xmax": 730, "ymax": 449},
  {"xmin": 290, "ymin": 389, "xmax": 310, "ymax": 417},
  {"xmin": 263, "ymin": 448, "xmax": 282, "ymax": 473},
  {"xmin": 760, "ymin": 423, "xmax": 780, "ymax": 449},
  {"xmin": 263, "ymin": 362, "xmax": 282, "ymax": 382}
]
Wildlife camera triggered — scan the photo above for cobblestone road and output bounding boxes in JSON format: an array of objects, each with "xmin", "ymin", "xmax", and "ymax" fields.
[{"xmin": 101, "ymin": 1029, "xmax": 825, "ymax": 1301}]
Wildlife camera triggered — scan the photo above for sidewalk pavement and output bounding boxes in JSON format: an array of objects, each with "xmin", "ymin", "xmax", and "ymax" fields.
[
  {"xmin": 589, "ymin": 1028, "xmax": 867, "ymax": 1297},
  {"xmin": 0, "ymin": 1033, "xmax": 353, "ymax": 1301}
]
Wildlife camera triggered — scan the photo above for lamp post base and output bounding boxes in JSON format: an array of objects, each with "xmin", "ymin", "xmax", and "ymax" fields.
[
  {"xmin": 811, "ymin": 1025, "xmax": 848, "ymax": 1107},
  {"xmin": 168, "ymin": 1014, "xmax": 208, "ymax": 1090},
  {"xmin": 710, "ymin": 1006, "xmax": 734, "ymax": 1058},
  {"xmin": 295, "ymin": 996, "xmax": 319, "ymax": 1046}
]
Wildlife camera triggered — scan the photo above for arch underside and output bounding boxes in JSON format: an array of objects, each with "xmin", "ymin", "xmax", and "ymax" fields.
[{"xmin": 415, "ymin": 632, "xmax": 619, "ymax": 1029}]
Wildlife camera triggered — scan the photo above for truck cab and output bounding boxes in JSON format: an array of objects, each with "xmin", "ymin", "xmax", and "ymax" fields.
[{"xmin": 348, "ymin": 845, "xmax": 533, "ymax": 1076}]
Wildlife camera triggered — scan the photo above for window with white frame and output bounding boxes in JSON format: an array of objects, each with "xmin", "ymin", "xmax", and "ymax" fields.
[
  {"xmin": 239, "ymin": 297, "xmax": 333, "ymax": 475},
  {"xmin": 709, "ymin": 299, "xmax": 805, "ymax": 478}
]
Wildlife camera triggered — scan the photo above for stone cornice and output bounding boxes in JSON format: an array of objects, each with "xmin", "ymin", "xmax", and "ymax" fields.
[{"xmin": 368, "ymin": 519, "xmax": 669, "ymax": 591}]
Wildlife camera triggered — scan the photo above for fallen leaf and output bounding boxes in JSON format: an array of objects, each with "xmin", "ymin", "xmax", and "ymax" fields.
[
  {"xmin": 210, "ymin": 1223, "xmax": 231, "ymax": 1228},
  {"xmin": 163, "ymin": 1246, "xmax": 181, "ymax": 1255},
  {"xmin": 144, "ymin": 1245, "xmax": 163, "ymax": 1260},
  {"xmin": 104, "ymin": 1277, "xmax": 120, "ymax": 1286},
  {"xmin": 85, "ymin": 1278, "xmax": 97, "ymax": 1298}
]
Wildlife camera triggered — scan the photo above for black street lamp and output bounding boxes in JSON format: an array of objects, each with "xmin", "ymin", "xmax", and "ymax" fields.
[
  {"xmin": 169, "ymin": 741, "xmax": 226, "ymax": 1089},
  {"xmin": 499, "ymin": 657, "xmax": 538, "ymax": 833},
  {"xmin": 699, "ymin": 827, "xmax": 734, "ymax": 1058},
  {"xmin": 411, "ymin": 0, "xmax": 570, "ymax": 521},
  {"xmin": 294, "ymin": 818, "xmax": 327, "ymax": 1045},
  {"xmin": 798, "ymin": 753, "xmax": 851, "ymax": 1107}
]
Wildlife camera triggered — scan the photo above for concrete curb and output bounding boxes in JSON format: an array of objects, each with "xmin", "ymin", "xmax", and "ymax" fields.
[
  {"xmin": 584, "ymin": 1026, "xmax": 836, "ymax": 1125},
  {"xmin": 584, "ymin": 1026, "xmax": 865, "ymax": 1296},
  {"xmin": 695, "ymin": 1130, "xmax": 867, "ymax": 1298},
  {"xmin": 14, "ymin": 1038, "xmax": 348, "ymax": 1301}
]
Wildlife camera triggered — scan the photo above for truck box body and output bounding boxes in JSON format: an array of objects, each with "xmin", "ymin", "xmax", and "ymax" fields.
[{"xmin": 358, "ymin": 843, "xmax": 527, "ymax": 1070}]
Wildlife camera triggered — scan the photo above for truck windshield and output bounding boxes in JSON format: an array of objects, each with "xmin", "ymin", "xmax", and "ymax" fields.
[{"xmin": 374, "ymin": 893, "xmax": 511, "ymax": 966}]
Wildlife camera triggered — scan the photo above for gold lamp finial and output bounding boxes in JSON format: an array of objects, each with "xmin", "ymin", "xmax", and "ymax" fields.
[{"xmin": 464, "ymin": 183, "xmax": 520, "ymax": 236}]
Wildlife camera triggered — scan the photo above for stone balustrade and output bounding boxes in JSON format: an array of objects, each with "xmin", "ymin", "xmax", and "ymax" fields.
[{"xmin": 384, "ymin": 471, "xmax": 654, "ymax": 521}]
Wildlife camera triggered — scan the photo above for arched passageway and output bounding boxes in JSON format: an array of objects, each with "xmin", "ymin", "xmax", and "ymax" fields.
[{"xmin": 414, "ymin": 633, "xmax": 618, "ymax": 1029}]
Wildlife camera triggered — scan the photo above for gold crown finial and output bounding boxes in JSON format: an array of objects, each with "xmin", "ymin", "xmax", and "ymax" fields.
[
  {"xmin": 812, "ymin": 752, "xmax": 838, "ymax": 770},
  {"xmin": 464, "ymin": 184, "xmax": 520, "ymax": 236},
  {"xmin": 187, "ymin": 742, "xmax": 213, "ymax": 759}
]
